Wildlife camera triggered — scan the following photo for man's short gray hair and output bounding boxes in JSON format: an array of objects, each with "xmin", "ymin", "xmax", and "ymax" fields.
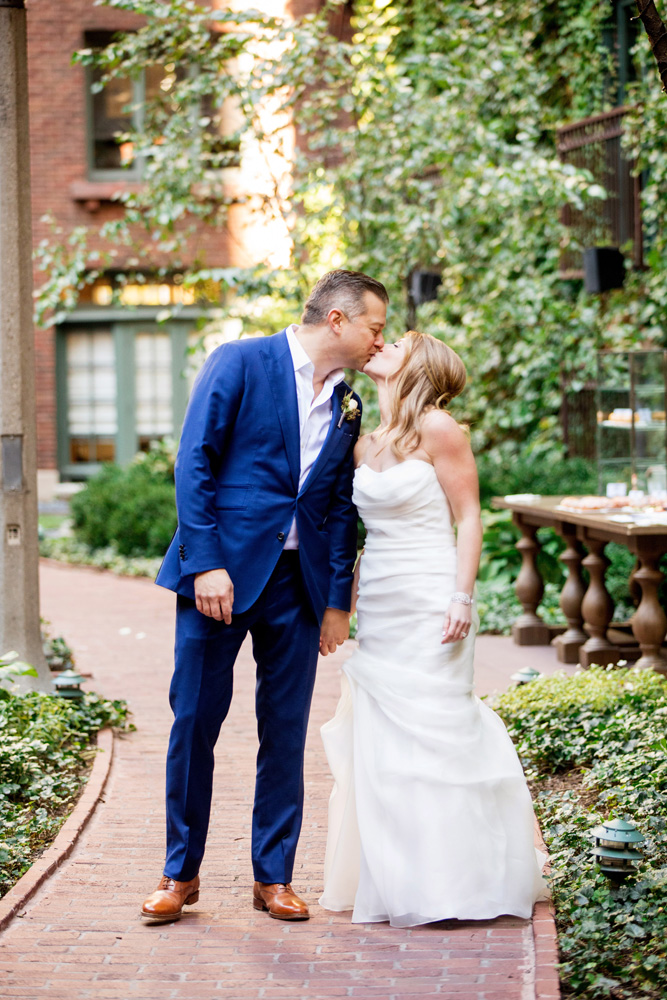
[{"xmin": 301, "ymin": 270, "xmax": 388, "ymax": 326}]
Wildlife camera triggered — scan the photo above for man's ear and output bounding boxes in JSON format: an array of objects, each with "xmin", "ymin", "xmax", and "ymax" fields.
[{"xmin": 327, "ymin": 308, "xmax": 345, "ymax": 334}]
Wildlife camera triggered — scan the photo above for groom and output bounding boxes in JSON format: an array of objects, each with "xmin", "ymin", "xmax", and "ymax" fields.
[{"xmin": 141, "ymin": 270, "xmax": 388, "ymax": 922}]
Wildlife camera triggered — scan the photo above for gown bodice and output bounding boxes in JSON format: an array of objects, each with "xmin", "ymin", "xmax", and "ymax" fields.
[{"xmin": 353, "ymin": 459, "xmax": 455, "ymax": 552}]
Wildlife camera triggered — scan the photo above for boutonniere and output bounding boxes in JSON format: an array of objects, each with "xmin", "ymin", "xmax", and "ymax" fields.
[{"xmin": 337, "ymin": 391, "xmax": 359, "ymax": 428}]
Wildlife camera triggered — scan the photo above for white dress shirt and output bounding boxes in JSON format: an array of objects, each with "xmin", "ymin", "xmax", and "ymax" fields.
[{"xmin": 283, "ymin": 324, "xmax": 345, "ymax": 549}]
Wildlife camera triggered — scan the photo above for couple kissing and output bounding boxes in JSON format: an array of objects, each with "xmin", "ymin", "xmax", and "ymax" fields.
[{"xmin": 141, "ymin": 269, "xmax": 545, "ymax": 927}]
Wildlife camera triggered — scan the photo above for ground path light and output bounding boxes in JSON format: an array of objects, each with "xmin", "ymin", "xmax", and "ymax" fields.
[
  {"xmin": 511, "ymin": 665, "xmax": 542, "ymax": 685},
  {"xmin": 52, "ymin": 668, "xmax": 85, "ymax": 700},
  {"xmin": 591, "ymin": 818, "xmax": 644, "ymax": 881}
]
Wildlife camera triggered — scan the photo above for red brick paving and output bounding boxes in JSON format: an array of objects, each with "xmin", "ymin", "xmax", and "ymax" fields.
[{"xmin": 0, "ymin": 561, "xmax": 565, "ymax": 999}]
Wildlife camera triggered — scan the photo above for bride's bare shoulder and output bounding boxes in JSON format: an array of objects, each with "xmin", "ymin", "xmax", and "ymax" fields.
[
  {"xmin": 421, "ymin": 410, "xmax": 469, "ymax": 454},
  {"xmin": 421, "ymin": 408, "xmax": 463, "ymax": 436}
]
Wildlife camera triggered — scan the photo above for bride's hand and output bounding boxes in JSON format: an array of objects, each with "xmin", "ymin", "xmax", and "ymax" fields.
[{"xmin": 441, "ymin": 602, "xmax": 472, "ymax": 644}]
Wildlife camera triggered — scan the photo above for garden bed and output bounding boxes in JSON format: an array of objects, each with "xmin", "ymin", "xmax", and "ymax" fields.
[
  {"xmin": 39, "ymin": 536, "xmax": 162, "ymax": 579},
  {"xmin": 0, "ymin": 673, "xmax": 133, "ymax": 899},
  {"xmin": 491, "ymin": 665, "xmax": 667, "ymax": 1000}
]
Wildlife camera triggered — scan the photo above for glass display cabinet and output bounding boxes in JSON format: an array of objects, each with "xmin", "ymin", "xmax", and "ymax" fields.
[{"xmin": 596, "ymin": 349, "xmax": 667, "ymax": 496}]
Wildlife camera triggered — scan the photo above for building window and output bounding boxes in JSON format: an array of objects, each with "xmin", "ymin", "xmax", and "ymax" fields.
[
  {"xmin": 65, "ymin": 328, "xmax": 117, "ymax": 464},
  {"xmin": 90, "ymin": 72, "xmax": 136, "ymax": 174},
  {"xmin": 85, "ymin": 31, "xmax": 240, "ymax": 180},
  {"xmin": 57, "ymin": 320, "xmax": 198, "ymax": 479},
  {"xmin": 78, "ymin": 273, "xmax": 197, "ymax": 308},
  {"xmin": 85, "ymin": 31, "xmax": 184, "ymax": 180},
  {"xmin": 200, "ymin": 91, "xmax": 242, "ymax": 169}
]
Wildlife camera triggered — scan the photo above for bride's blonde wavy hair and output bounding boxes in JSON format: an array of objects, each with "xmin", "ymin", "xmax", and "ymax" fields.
[{"xmin": 382, "ymin": 331, "xmax": 467, "ymax": 457}]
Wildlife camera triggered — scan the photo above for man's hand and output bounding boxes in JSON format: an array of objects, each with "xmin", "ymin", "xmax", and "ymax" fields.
[
  {"xmin": 319, "ymin": 607, "xmax": 349, "ymax": 656},
  {"xmin": 194, "ymin": 569, "xmax": 234, "ymax": 623}
]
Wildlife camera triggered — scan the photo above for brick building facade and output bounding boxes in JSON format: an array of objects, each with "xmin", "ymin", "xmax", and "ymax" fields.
[{"xmin": 25, "ymin": 0, "xmax": 330, "ymax": 497}]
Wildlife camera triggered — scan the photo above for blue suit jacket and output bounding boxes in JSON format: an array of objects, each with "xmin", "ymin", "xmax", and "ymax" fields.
[{"xmin": 155, "ymin": 330, "xmax": 361, "ymax": 623}]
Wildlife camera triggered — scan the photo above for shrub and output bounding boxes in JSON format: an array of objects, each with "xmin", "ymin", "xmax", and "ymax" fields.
[
  {"xmin": 492, "ymin": 666, "xmax": 667, "ymax": 1000},
  {"xmin": 70, "ymin": 456, "xmax": 176, "ymax": 558},
  {"xmin": 477, "ymin": 455, "xmax": 597, "ymax": 508},
  {"xmin": 69, "ymin": 464, "xmax": 125, "ymax": 551}
]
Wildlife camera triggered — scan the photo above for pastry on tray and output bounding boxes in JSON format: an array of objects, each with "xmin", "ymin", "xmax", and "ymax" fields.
[
  {"xmin": 558, "ymin": 495, "xmax": 667, "ymax": 512},
  {"xmin": 558, "ymin": 495, "xmax": 635, "ymax": 510}
]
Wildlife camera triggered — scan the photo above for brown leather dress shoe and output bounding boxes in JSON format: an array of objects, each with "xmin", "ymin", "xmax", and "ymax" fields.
[
  {"xmin": 140, "ymin": 874, "xmax": 200, "ymax": 922},
  {"xmin": 252, "ymin": 882, "xmax": 310, "ymax": 920}
]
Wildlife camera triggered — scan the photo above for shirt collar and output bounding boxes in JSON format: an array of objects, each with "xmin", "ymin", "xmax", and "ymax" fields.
[{"xmin": 286, "ymin": 324, "xmax": 345, "ymax": 387}]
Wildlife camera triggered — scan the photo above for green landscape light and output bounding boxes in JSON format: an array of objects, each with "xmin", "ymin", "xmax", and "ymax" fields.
[
  {"xmin": 511, "ymin": 666, "xmax": 542, "ymax": 685},
  {"xmin": 591, "ymin": 818, "xmax": 644, "ymax": 881},
  {"xmin": 52, "ymin": 668, "xmax": 86, "ymax": 700}
]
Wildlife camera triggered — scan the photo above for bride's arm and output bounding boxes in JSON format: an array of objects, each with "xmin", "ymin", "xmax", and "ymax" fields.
[{"xmin": 421, "ymin": 411, "xmax": 482, "ymax": 643}]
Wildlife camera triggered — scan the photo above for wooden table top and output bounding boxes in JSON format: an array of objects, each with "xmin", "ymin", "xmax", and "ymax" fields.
[{"xmin": 491, "ymin": 494, "xmax": 667, "ymax": 537}]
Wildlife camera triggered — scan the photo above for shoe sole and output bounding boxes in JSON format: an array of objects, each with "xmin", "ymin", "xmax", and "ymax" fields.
[
  {"xmin": 252, "ymin": 898, "xmax": 310, "ymax": 920},
  {"xmin": 140, "ymin": 890, "xmax": 199, "ymax": 922}
]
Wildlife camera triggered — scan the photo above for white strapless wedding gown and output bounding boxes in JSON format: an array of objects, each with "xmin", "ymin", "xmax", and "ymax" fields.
[{"xmin": 319, "ymin": 459, "xmax": 547, "ymax": 927}]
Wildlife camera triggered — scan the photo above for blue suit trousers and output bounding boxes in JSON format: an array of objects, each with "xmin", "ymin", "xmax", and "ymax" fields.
[{"xmin": 164, "ymin": 551, "xmax": 321, "ymax": 883}]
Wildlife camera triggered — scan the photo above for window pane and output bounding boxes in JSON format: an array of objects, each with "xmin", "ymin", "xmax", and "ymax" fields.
[
  {"xmin": 95, "ymin": 439, "xmax": 116, "ymax": 462},
  {"xmin": 91, "ymin": 71, "xmax": 134, "ymax": 170},
  {"xmin": 70, "ymin": 438, "xmax": 91, "ymax": 464},
  {"xmin": 69, "ymin": 404, "xmax": 95, "ymax": 434},
  {"xmin": 68, "ymin": 370, "xmax": 92, "ymax": 402},
  {"xmin": 91, "ymin": 368, "xmax": 117, "ymax": 402},
  {"xmin": 200, "ymin": 92, "xmax": 242, "ymax": 167},
  {"xmin": 134, "ymin": 331, "xmax": 173, "ymax": 437}
]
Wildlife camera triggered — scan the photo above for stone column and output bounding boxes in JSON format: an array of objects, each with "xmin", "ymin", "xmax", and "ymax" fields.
[{"xmin": 0, "ymin": 0, "xmax": 50, "ymax": 687}]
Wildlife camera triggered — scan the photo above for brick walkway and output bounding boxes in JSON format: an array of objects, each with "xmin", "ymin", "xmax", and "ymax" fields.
[{"xmin": 0, "ymin": 561, "xmax": 568, "ymax": 1000}]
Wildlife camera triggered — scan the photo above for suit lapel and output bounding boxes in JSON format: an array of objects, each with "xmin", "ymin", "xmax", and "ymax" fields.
[
  {"xmin": 260, "ymin": 332, "xmax": 300, "ymax": 492},
  {"xmin": 298, "ymin": 382, "xmax": 350, "ymax": 496}
]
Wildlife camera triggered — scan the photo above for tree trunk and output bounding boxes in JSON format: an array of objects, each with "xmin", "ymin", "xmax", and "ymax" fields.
[{"xmin": 635, "ymin": 1, "xmax": 667, "ymax": 94}]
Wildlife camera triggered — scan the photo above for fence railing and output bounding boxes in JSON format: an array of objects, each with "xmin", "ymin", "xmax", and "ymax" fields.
[{"xmin": 556, "ymin": 106, "xmax": 642, "ymax": 279}]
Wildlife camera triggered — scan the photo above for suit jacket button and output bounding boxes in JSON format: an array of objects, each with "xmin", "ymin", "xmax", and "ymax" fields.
[{"xmin": 277, "ymin": 532, "xmax": 285, "ymax": 542}]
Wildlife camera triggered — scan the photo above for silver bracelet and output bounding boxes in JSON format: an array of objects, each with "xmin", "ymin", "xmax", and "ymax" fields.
[{"xmin": 450, "ymin": 592, "xmax": 474, "ymax": 606}]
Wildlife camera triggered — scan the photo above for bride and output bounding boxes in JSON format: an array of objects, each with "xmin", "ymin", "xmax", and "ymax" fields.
[{"xmin": 319, "ymin": 330, "xmax": 546, "ymax": 927}]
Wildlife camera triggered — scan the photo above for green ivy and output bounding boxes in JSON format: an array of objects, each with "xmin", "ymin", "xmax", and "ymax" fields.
[
  {"xmin": 0, "ymin": 677, "xmax": 133, "ymax": 898},
  {"xmin": 33, "ymin": 1, "xmax": 667, "ymax": 464},
  {"xmin": 492, "ymin": 665, "xmax": 667, "ymax": 999}
]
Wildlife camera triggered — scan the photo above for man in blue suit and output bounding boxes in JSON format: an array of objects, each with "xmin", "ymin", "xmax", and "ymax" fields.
[{"xmin": 141, "ymin": 270, "xmax": 388, "ymax": 922}]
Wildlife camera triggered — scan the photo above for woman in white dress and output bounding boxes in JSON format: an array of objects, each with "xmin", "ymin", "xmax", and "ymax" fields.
[{"xmin": 319, "ymin": 331, "xmax": 546, "ymax": 928}]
